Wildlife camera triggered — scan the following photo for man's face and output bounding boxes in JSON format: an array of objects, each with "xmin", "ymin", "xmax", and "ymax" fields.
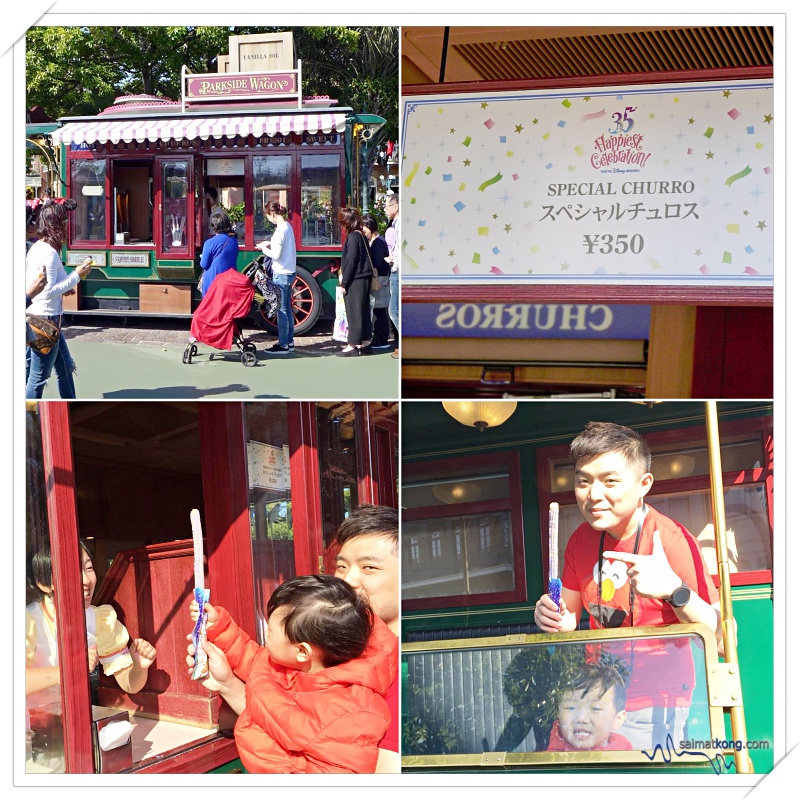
[
  {"xmin": 574, "ymin": 450, "xmax": 652, "ymax": 540},
  {"xmin": 335, "ymin": 534, "xmax": 399, "ymax": 632},
  {"xmin": 385, "ymin": 198, "xmax": 398, "ymax": 221},
  {"xmin": 557, "ymin": 686, "xmax": 626, "ymax": 750}
]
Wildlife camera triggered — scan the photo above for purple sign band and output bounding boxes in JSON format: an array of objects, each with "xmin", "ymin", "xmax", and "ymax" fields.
[{"xmin": 403, "ymin": 303, "xmax": 651, "ymax": 340}]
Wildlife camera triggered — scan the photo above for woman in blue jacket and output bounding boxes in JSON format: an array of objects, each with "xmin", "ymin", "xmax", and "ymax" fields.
[{"xmin": 200, "ymin": 211, "xmax": 239, "ymax": 296}]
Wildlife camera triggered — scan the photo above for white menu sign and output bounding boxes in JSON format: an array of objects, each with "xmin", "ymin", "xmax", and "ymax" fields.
[
  {"xmin": 401, "ymin": 79, "xmax": 773, "ymax": 287},
  {"xmin": 246, "ymin": 441, "xmax": 290, "ymax": 490}
]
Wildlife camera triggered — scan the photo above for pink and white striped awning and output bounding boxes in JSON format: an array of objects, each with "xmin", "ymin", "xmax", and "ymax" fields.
[{"xmin": 51, "ymin": 112, "xmax": 347, "ymax": 145}]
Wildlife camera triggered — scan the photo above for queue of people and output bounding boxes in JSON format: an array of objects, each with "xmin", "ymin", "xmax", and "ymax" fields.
[{"xmin": 335, "ymin": 201, "xmax": 399, "ymax": 357}]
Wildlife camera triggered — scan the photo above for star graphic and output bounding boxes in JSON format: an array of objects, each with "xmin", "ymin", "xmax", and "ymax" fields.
[
  {"xmin": 705, "ymin": 151, "xmax": 714, "ymax": 159},
  {"xmin": 561, "ymin": 262, "xmax": 569, "ymax": 271},
  {"xmin": 532, "ymin": 118, "xmax": 539, "ymax": 125},
  {"xmin": 723, "ymin": 90, "xmax": 732, "ymax": 98},
  {"xmin": 448, "ymin": 250, "xmax": 455, "ymax": 257},
  {"xmin": 757, "ymin": 220, "xmax": 767, "ymax": 231},
  {"xmin": 450, "ymin": 128, "xmax": 455, "ymax": 134},
  {"xmin": 688, "ymin": 117, "xmax": 695, "ymax": 124},
  {"xmin": 515, "ymin": 124, "xmax": 524, "ymax": 133},
  {"xmin": 527, "ymin": 268, "xmax": 533, "ymax": 274},
  {"xmin": 418, "ymin": 245, "xmax": 425, "ymax": 252},
  {"xmin": 463, "ymin": 159, "xmax": 471, "ymax": 166},
  {"xmin": 480, "ymin": 102, "xmax": 489, "ymax": 109},
  {"xmin": 743, "ymin": 210, "xmax": 750, "ymax": 216},
  {"xmin": 764, "ymin": 113, "xmax": 773, "ymax": 124},
  {"xmin": 492, "ymin": 214, "xmax": 498, "ymax": 220},
  {"xmin": 694, "ymin": 249, "xmax": 702, "ymax": 256},
  {"xmin": 504, "ymin": 224, "xmax": 512, "ymax": 233},
  {"xmin": 583, "ymin": 97, "xmax": 591, "ymax": 102}
]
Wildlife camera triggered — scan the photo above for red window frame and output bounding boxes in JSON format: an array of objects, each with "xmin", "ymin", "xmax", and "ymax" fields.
[
  {"xmin": 403, "ymin": 450, "xmax": 527, "ymax": 611},
  {"xmin": 534, "ymin": 415, "xmax": 774, "ymax": 589}
]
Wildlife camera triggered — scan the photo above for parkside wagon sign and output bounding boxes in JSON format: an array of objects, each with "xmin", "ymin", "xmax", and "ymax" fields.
[
  {"xmin": 402, "ymin": 79, "xmax": 773, "ymax": 287},
  {"xmin": 186, "ymin": 72, "xmax": 297, "ymax": 99}
]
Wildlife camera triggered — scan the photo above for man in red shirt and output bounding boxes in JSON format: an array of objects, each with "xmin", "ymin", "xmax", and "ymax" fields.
[
  {"xmin": 534, "ymin": 421, "xmax": 722, "ymax": 750},
  {"xmin": 334, "ymin": 505, "xmax": 400, "ymax": 773}
]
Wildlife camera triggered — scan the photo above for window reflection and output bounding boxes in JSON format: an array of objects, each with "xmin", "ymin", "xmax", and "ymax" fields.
[
  {"xmin": 244, "ymin": 404, "xmax": 293, "ymax": 645},
  {"xmin": 71, "ymin": 160, "xmax": 107, "ymax": 243},
  {"xmin": 403, "ymin": 631, "xmax": 714, "ymax": 761},
  {"xmin": 162, "ymin": 161, "xmax": 190, "ymax": 254},
  {"xmin": 316, "ymin": 402, "xmax": 359, "ymax": 560},
  {"xmin": 253, "ymin": 155, "xmax": 292, "ymax": 243},
  {"xmin": 301, "ymin": 154, "xmax": 341, "ymax": 246}
]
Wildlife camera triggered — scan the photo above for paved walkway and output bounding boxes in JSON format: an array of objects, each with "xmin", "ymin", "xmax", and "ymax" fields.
[{"xmin": 39, "ymin": 318, "xmax": 399, "ymax": 400}]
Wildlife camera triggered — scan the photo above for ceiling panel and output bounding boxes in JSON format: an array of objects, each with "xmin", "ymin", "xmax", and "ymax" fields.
[{"xmin": 402, "ymin": 26, "xmax": 773, "ymax": 85}]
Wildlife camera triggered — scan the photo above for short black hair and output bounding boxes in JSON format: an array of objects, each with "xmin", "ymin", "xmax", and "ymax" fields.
[
  {"xmin": 205, "ymin": 187, "xmax": 218, "ymax": 200},
  {"xmin": 335, "ymin": 504, "xmax": 398, "ymax": 555},
  {"xmin": 560, "ymin": 655, "xmax": 630, "ymax": 713},
  {"xmin": 267, "ymin": 575, "xmax": 373, "ymax": 668},
  {"xmin": 28, "ymin": 539, "xmax": 92, "ymax": 597},
  {"xmin": 362, "ymin": 215, "xmax": 379, "ymax": 234},
  {"xmin": 570, "ymin": 421, "xmax": 651, "ymax": 476}
]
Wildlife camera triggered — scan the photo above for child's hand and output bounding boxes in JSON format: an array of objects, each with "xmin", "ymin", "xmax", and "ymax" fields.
[
  {"xmin": 87, "ymin": 644, "xmax": 99, "ymax": 672},
  {"xmin": 130, "ymin": 638, "xmax": 156, "ymax": 670},
  {"xmin": 186, "ymin": 633, "xmax": 232, "ymax": 692},
  {"xmin": 189, "ymin": 599, "xmax": 219, "ymax": 629}
]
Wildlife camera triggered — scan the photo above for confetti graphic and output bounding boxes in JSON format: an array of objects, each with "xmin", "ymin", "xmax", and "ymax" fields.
[
  {"xmin": 478, "ymin": 172, "xmax": 503, "ymax": 193},
  {"xmin": 725, "ymin": 166, "xmax": 753, "ymax": 186},
  {"xmin": 580, "ymin": 108, "xmax": 606, "ymax": 122},
  {"xmin": 404, "ymin": 161, "xmax": 420, "ymax": 187}
]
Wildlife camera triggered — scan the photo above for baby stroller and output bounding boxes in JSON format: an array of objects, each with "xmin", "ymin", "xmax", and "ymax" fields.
[{"xmin": 182, "ymin": 258, "xmax": 280, "ymax": 367}]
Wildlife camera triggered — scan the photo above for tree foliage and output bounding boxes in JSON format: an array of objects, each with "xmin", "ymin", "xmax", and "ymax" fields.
[{"xmin": 25, "ymin": 25, "xmax": 398, "ymax": 140}]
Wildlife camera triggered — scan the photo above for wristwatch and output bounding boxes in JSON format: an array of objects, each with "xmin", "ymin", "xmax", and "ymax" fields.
[{"xmin": 666, "ymin": 581, "xmax": 692, "ymax": 608}]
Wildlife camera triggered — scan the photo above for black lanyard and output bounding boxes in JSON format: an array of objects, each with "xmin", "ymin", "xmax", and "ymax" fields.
[{"xmin": 597, "ymin": 504, "xmax": 646, "ymax": 628}]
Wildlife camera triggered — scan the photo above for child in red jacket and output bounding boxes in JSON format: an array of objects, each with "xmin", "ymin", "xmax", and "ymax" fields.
[{"xmin": 189, "ymin": 574, "xmax": 397, "ymax": 773}]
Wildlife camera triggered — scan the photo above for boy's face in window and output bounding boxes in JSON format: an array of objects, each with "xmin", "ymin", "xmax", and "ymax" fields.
[{"xmin": 557, "ymin": 685, "xmax": 626, "ymax": 750}]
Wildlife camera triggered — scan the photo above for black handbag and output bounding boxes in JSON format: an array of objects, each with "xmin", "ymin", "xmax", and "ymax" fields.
[{"xmin": 26, "ymin": 314, "xmax": 61, "ymax": 355}]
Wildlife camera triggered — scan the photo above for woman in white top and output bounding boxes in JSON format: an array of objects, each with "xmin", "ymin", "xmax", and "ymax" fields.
[
  {"xmin": 257, "ymin": 201, "xmax": 297, "ymax": 353},
  {"xmin": 26, "ymin": 540, "xmax": 156, "ymax": 768},
  {"xmin": 25, "ymin": 201, "xmax": 93, "ymax": 399}
]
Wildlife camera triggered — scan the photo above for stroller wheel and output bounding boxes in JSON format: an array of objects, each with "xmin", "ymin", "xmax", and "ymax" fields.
[
  {"xmin": 182, "ymin": 345, "xmax": 192, "ymax": 364},
  {"xmin": 242, "ymin": 351, "xmax": 258, "ymax": 367},
  {"xmin": 243, "ymin": 341, "xmax": 257, "ymax": 353},
  {"xmin": 190, "ymin": 344, "xmax": 198, "ymax": 356}
]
